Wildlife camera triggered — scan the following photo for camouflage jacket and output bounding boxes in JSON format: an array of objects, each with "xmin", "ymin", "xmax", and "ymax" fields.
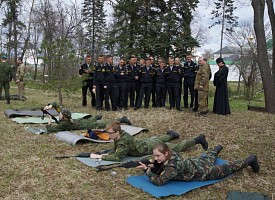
[
  {"xmin": 146, "ymin": 151, "xmax": 213, "ymax": 185},
  {"xmin": 16, "ymin": 63, "xmax": 26, "ymax": 81},
  {"xmin": 102, "ymin": 131, "xmax": 147, "ymax": 161},
  {"xmin": 0, "ymin": 62, "xmax": 12, "ymax": 82},
  {"xmin": 46, "ymin": 117, "xmax": 107, "ymax": 133},
  {"xmin": 194, "ymin": 63, "xmax": 211, "ymax": 91}
]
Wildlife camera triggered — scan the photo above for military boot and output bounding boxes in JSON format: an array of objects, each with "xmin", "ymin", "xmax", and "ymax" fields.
[
  {"xmin": 194, "ymin": 134, "xmax": 208, "ymax": 150},
  {"xmin": 213, "ymin": 145, "xmax": 223, "ymax": 156},
  {"xmin": 166, "ymin": 130, "xmax": 180, "ymax": 140},
  {"xmin": 119, "ymin": 116, "xmax": 132, "ymax": 125},
  {"xmin": 94, "ymin": 115, "xmax": 102, "ymax": 120},
  {"xmin": 6, "ymin": 99, "xmax": 10, "ymax": 104},
  {"xmin": 245, "ymin": 155, "xmax": 260, "ymax": 173}
]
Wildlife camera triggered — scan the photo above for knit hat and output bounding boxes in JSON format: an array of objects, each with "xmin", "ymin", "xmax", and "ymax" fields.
[
  {"xmin": 61, "ymin": 109, "xmax": 71, "ymax": 119},
  {"xmin": 216, "ymin": 57, "xmax": 224, "ymax": 64}
]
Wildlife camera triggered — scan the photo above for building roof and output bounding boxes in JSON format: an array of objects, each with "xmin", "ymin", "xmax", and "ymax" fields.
[{"xmin": 213, "ymin": 46, "xmax": 239, "ymax": 55}]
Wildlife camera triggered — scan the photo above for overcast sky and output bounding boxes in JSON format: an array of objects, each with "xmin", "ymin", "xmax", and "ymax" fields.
[{"xmin": 194, "ymin": 0, "xmax": 254, "ymax": 54}]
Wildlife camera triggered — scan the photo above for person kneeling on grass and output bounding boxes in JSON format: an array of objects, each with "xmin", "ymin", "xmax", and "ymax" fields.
[
  {"xmin": 46, "ymin": 109, "xmax": 132, "ymax": 133},
  {"xmin": 137, "ymin": 143, "xmax": 259, "ymax": 186},
  {"xmin": 90, "ymin": 121, "xmax": 208, "ymax": 162}
]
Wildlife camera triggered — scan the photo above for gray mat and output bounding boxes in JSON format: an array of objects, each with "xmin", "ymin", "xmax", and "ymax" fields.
[
  {"xmin": 12, "ymin": 113, "xmax": 92, "ymax": 124},
  {"xmin": 55, "ymin": 131, "xmax": 113, "ymax": 145},
  {"xmin": 226, "ymin": 191, "xmax": 269, "ymax": 200},
  {"xmin": 4, "ymin": 109, "xmax": 59, "ymax": 118},
  {"xmin": 25, "ymin": 126, "xmax": 48, "ymax": 134},
  {"xmin": 55, "ymin": 125, "xmax": 148, "ymax": 145},
  {"xmin": 0, "ymin": 94, "xmax": 21, "ymax": 100},
  {"xmin": 76, "ymin": 155, "xmax": 148, "ymax": 168}
]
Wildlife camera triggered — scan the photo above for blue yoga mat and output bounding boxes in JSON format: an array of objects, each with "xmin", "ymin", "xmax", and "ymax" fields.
[{"xmin": 127, "ymin": 158, "xmax": 229, "ymax": 198}]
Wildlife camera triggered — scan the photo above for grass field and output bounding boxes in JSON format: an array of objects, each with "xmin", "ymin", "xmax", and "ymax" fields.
[{"xmin": 0, "ymin": 84, "xmax": 274, "ymax": 200}]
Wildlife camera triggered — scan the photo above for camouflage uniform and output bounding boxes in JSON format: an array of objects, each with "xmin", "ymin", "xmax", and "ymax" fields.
[
  {"xmin": 16, "ymin": 62, "xmax": 27, "ymax": 99},
  {"xmin": 0, "ymin": 61, "xmax": 12, "ymax": 101},
  {"xmin": 46, "ymin": 117, "xmax": 107, "ymax": 133},
  {"xmin": 146, "ymin": 150, "xmax": 247, "ymax": 186},
  {"xmin": 102, "ymin": 131, "xmax": 196, "ymax": 161},
  {"xmin": 194, "ymin": 63, "xmax": 211, "ymax": 113}
]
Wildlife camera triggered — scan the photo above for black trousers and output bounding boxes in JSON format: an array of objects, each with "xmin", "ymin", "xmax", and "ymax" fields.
[
  {"xmin": 117, "ymin": 82, "xmax": 128, "ymax": 109},
  {"xmin": 127, "ymin": 81, "xmax": 136, "ymax": 108},
  {"xmin": 137, "ymin": 82, "xmax": 152, "ymax": 108},
  {"xmin": 167, "ymin": 82, "xmax": 181, "ymax": 109},
  {"xmin": 135, "ymin": 81, "xmax": 141, "ymax": 107},
  {"xmin": 151, "ymin": 82, "xmax": 156, "ymax": 107},
  {"xmin": 95, "ymin": 84, "xmax": 104, "ymax": 110},
  {"xmin": 156, "ymin": 83, "xmax": 166, "ymax": 107},
  {"xmin": 82, "ymin": 80, "xmax": 96, "ymax": 107},
  {"xmin": 104, "ymin": 83, "xmax": 118, "ymax": 111},
  {"xmin": 184, "ymin": 78, "xmax": 195, "ymax": 108}
]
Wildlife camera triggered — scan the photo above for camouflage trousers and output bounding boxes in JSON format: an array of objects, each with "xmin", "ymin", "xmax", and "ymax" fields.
[
  {"xmin": 0, "ymin": 81, "xmax": 10, "ymax": 100},
  {"xmin": 17, "ymin": 81, "xmax": 26, "ymax": 99},
  {"xmin": 145, "ymin": 135, "xmax": 196, "ymax": 154},
  {"xmin": 188, "ymin": 151, "xmax": 247, "ymax": 181},
  {"xmin": 198, "ymin": 90, "xmax": 208, "ymax": 113}
]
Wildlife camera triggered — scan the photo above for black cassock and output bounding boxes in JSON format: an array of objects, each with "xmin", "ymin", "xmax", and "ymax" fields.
[{"xmin": 213, "ymin": 65, "xmax": 231, "ymax": 115}]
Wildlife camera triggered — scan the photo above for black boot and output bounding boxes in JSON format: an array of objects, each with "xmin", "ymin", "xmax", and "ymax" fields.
[
  {"xmin": 213, "ymin": 145, "xmax": 223, "ymax": 155},
  {"xmin": 94, "ymin": 115, "xmax": 102, "ymax": 120},
  {"xmin": 6, "ymin": 99, "xmax": 10, "ymax": 104},
  {"xmin": 245, "ymin": 155, "xmax": 260, "ymax": 173},
  {"xmin": 119, "ymin": 116, "xmax": 132, "ymax": 125},
  {"xmin": 194, "ymin": 134, "xmax": 208, "ymax": 150},
  {"xmin": 166, "ymin": 130, "xmax": 180, "ymax": 139}
]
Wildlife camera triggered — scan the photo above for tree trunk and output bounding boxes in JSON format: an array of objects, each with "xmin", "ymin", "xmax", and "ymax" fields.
[
  {"xmin": 252, "ymin": 0, "xmax": 275, "ymax": 113},
  {"xmin": 21, "ymin": 0, "xmax": 35, "ymax": 59}
]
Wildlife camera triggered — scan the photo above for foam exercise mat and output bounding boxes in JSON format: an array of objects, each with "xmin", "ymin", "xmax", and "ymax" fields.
[{"xmin": 127, "ymin": 158, "xmax": 229, "ymax": 198}]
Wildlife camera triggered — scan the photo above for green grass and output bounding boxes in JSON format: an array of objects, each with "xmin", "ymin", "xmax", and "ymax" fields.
[{"xmin": 0, "ymin": 84, "xmax": 273, "ymax": 200}]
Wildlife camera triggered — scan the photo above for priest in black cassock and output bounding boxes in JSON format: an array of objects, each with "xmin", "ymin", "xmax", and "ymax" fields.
[{"xmin": 213, "ymin": 57, "xmax": 231, "ymax": 115}]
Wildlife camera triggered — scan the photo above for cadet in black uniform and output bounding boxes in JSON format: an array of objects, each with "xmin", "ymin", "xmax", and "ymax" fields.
[
  {"xmin": 79, "ymin": 54, "xmax": 96, "ymax": 107},
  {"xmin": 126, "ymin": 55, "xmax": 139, "ymax": 108},
  {"xmin": 136, "ymin": 58, "xmax": 155, "ymax": 109},
  {"xmin": 155, "ymin": 58, "xmax": 167, "ymax": 107},
  {"xmin": 104, "ymin": 55, "xmax": 117, "ymax": 111},
  {"xmin": 135, "ymin": 58, "xmax": 145, "ymax": 108},
  {"xmin": 93, "ymin": 55, "xmax": 106, "ymax": 110},
  {"xmin": 114, "ymin": 58, "xmax": 128, "ymax": 110},
  {"xmin": 165, "ymin": 57, "xmax": 182, "ymax": 111},
  {"xmin": 183, "ymin": 54, "xmax": 199, "ymax": 110}
]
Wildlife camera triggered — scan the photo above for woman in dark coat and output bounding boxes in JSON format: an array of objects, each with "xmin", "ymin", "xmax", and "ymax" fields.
[{"xmin": 213, "ymin": 57, "xmax": 231, "ymax": 115}]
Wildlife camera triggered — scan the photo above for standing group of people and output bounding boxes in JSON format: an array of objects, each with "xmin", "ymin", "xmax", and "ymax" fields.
[
  {"xmin": 0, "ymin": 55, "xmax": 26, "ymax": 104},
  {"xmin": 79, "ymin": 54, "xmax": 231, "ymax": 115}
]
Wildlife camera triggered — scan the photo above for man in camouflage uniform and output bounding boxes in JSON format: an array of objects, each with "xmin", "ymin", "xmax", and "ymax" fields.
[
  {"xmin": 79, "ymin": 54, "xmax": 96, "ymax": 107},
  {"xmin": 140, "ymin": 144, "xmax": 260, "ymax": 186},
  {"xmin": 0, "ymin": 55, "xmax": 12, "ymax": 104},
  {"xmin": 45, "ymin": 109, "xmax": 132, "ymax": 133},
  {"xmin": 194, "ymin": 57, "xmax": 211, "ymax": 115},
  {"xmin": 16, "ymin": 57, "xmax": 27, "ymax": 100},
  {"xmin": 90, "ymin": 122, "xmax": 208, "ymax": 161}
]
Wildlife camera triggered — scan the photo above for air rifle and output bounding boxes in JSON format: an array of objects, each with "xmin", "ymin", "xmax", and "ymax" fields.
[
  {"xmin": 41, "ymin": 108, "xmax": 59, "ymax": 124},
  {"xmin": 96, "ymin": 158, "xmax": 152, "ymax": 172},
  {"xmin": 54, "ymin": 149, "xmax": 113, "ymax": 160}
]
